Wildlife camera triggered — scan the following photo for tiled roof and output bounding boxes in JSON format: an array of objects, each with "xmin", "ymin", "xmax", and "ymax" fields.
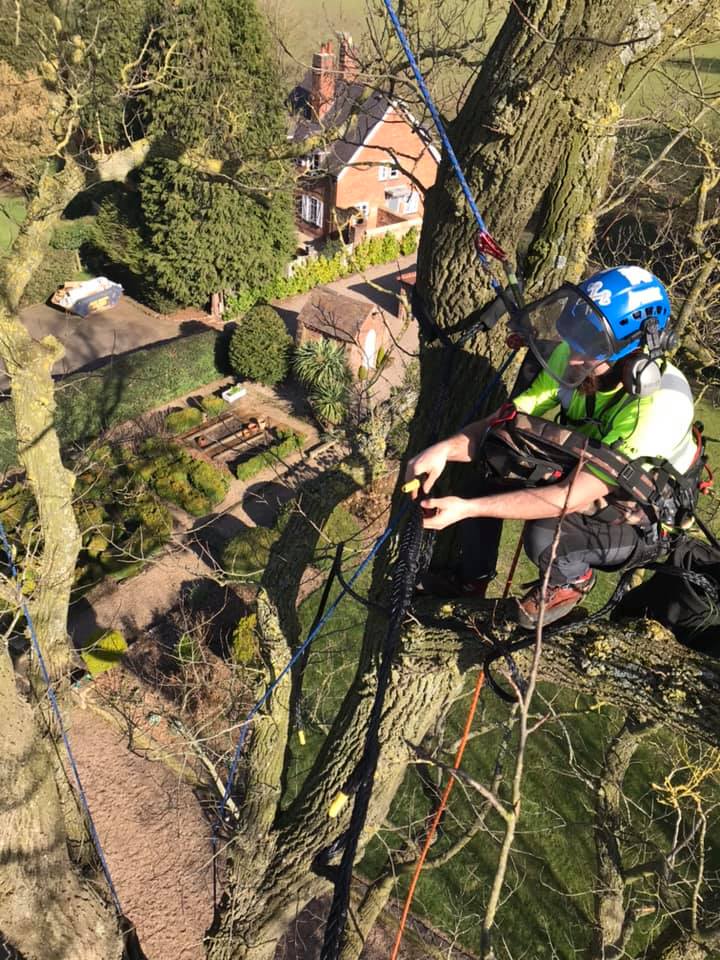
[{"xmin": 297, "ymin": 286, "xmax": 377, "ymax": 343}]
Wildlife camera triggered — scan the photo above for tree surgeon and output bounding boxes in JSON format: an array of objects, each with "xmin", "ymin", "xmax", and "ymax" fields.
[{"xmin": 406, "ymin": 265, "xmax": 699, "ymax": 627}]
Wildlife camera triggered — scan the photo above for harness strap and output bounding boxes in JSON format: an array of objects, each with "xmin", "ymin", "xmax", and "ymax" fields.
[{"xmin": 493, "ymin": 413, "xmax": 669, "ymax": 510}]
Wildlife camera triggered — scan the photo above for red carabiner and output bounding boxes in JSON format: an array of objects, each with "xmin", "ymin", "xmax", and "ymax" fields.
[{"xmin": 475, "ymin": 229, "xmax": 507, "ymax": 262}]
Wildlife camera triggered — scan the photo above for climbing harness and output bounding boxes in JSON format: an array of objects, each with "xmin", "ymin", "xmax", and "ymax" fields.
[{"xmin": 482, "ymin": 408, "xmax": 711, "ymax": 532}]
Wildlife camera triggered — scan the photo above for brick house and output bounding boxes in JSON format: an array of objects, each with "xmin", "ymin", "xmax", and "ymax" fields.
[
  {"xmin": 289, "ymin": 35, "xmax": 439, "ymax": 251},
  {"xmin": 296, "ymin": 287, "xmax": 387, "ymax": 375}
]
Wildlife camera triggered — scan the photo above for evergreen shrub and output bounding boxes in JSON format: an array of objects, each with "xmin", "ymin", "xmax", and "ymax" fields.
[
  {"xmin": 165, "ymin": 407, "xmax": 203, "ymax": 435},
  {"xmin": 228, "ymin": 304, "xmax": 292, "ymax": 385}
]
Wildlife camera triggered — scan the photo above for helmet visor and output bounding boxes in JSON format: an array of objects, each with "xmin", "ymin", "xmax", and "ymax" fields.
[{"xmin": 518, "ymin": 285, "xmax": 617, "ymax": 388}]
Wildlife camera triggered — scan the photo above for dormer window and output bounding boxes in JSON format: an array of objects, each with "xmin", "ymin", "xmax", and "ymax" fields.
[
  {"xmin": 309, "ymin": 151, "xmax": 324, "ymax": 171},
  {"xmin": 378, "ymin": 164, "xmax": 399, "ymax": 181}
]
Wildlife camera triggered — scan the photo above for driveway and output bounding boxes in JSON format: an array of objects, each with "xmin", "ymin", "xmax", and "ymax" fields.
[
  {"xmin": 16, "ymin": 296, "xmax": 209, "ymax": 380},
  {"xmin": 273, "ymin": 254, "xmax": 419, "ymax": 399}
]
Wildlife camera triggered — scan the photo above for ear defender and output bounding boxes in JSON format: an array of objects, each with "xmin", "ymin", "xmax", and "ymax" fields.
[
  {"xmin": 621, "ymin": 315, "xmax": 677, "ymax": 398},
  {"xmin": 622, "ymin": 354, "xmax": 663, "ymax": 397}
]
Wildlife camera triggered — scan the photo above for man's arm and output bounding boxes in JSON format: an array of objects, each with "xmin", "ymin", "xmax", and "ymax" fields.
[
  {"xmin": 420, "ymin": 468, "xmax": 613, "ymax": 530},
  {"xmin": 404, "ymin": 411, "xmax": 499, "ymax": 496}
]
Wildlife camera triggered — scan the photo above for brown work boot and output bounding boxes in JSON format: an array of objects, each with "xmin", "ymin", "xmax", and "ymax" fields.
[{"xmin": 516, "ymin": 569, "xmax": 596, "ymax": 629}]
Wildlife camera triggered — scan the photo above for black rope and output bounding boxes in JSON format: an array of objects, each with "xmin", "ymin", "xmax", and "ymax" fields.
[{"xmin": 319, "ymin": 504, "xmax": 426, "ymax": 960}]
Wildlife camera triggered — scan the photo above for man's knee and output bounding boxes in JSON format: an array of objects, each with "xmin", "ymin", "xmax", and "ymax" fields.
[{"xmin": 522, "ymin": 518, "xmax": 559, "ymax": 567}]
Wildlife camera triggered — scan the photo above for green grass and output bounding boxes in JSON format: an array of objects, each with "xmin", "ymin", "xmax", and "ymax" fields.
[
  {"xmin": 0, "ymin": 329, "xmax": 227, "ymax": 470},
  {"xmin": 629, "ymin": 40, "xmax": 720, "ymax": 118},
  {"xmin": 276, "ymin": 394, "xmax": 720, "ymax": 957},
  {"xmin": 0, "ymin": 195, "xmax": 26, "ymax": 253}
]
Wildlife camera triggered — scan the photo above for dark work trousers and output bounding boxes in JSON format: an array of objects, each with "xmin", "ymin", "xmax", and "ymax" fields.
[{"xmin": 523, "ymin": 513, "xmax": 652, "ymax": 585}]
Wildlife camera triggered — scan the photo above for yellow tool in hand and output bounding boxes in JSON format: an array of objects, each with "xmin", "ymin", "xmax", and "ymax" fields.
[{"xmin": 401, "ymin": 477, "xmax": 421, "ymax": 495}]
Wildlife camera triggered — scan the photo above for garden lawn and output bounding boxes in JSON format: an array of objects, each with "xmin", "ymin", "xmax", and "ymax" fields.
[
  {"xmin": 0, "ymin": 195, "xmax": 26, "ymax": 253},
  {"xmin": 284, "ymin": 394, "xmax": 720, "ymax": 957}
]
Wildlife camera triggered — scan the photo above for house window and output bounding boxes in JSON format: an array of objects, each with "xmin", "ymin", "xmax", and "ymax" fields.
[
  {"xmin": 301, "ymin": 194, "xmax": 324, "ymax": 227},
  {"xmin": 403, "ymin": 190, "xmax": 419, "ymax": 215},
  {"xmin": 308, "ymin": 151, "xmax": 324, "ymax": 171},
  {"xmin": 354, "ymin": 201, "xmax": 369, "ymax": 220},
  {"xmin": 378, "ymin": 164, "xmax": 399, "ymax": 181}
]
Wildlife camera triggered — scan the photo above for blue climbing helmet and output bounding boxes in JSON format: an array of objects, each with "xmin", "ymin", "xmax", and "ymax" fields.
[{"xmin": 519, "ymin": 265, "xmax": 673, "ymax": 388}]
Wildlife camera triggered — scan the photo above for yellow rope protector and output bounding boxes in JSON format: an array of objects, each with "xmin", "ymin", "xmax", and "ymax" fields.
[
  {"xmin": 328, "ymin": 791, "xmax": 349, "ymax": 818},
  {"xmin": 401, "ymin": 478, "xmax": 421, "ymax": 494}
]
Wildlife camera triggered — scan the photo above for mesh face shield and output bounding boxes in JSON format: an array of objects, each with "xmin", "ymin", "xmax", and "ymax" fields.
[{"xmin": 518, "ymin": 285, "xmax": 619, "ymax": 388}]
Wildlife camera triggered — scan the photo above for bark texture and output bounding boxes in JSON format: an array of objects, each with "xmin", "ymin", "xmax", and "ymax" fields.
[{"xmin": 0, "ymin": 648, "xmax": 123, "ymax": 960}]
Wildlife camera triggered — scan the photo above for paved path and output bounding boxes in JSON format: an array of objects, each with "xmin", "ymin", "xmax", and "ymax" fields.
[{"xmin": 15, "ymin": 258, "xmax": 418, "ymax": 395}]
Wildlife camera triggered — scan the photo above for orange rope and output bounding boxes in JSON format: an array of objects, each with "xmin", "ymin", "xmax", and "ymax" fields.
[{"xmin": 389, "ymin": 670, "xmax": 485, "ymax": 960}]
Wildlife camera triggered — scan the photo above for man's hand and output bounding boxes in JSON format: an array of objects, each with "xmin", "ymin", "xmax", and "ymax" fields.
[
  {"xmin": 404, "ymin": 441, "xmax": 450, "ymax": 498},
  {"xmin": 420, "ymin": 496, "xmax": 475, "ymax": 530}
]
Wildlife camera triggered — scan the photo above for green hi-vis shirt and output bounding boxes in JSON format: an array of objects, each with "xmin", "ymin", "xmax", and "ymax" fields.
[{"xmin": 513, "ymin": 344, "xmax": 697, "ymax": 484}]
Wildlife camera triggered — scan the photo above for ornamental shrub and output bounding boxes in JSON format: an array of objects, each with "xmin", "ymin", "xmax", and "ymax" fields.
[
  {"xmin": 50, "ymin": 218, "xmax": 97, "ymax": 251},
  {"xmin": 221, "ymin": 526, "xmax": 276, "ymax": 580},
  {"xmin": 232, "ymin": 614, "xmax": 258, "ymax": 663},
  {"xmin": 81, "ymin": 630, "xmax": 128, "ymax": 677},
  {"xmin": 164, "ymin": 407, "xmax": 203, "ymax": 435},
  {"xmin": 200, "ymin": 395, "xmax": 228, "ymax": 417},
  {"xmin": 235, "ymin": 431, "xmax": 306, "ymax": 482},
  {"xmin": 228, "ymin": 304, "xmax": 292, "ymax": 385}
]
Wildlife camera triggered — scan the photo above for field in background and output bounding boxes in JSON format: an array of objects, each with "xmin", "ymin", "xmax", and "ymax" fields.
[{"xmin": 0, "ymin": 195, "xmax": 26, "ymax": 254}]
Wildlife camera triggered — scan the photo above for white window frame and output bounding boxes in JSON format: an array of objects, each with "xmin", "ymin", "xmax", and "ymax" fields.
[
  {"xmin": 354, "ymin": 201, "xmax": 369, "ymax": 219},
  {"xmin": 378, "ymin": 164, "xmax": 400, "ymax": 181},
  {"xmin": 403, "ymin": 190, "xmax": 419, "ymax": 215},
  {"xmin": 388, "ymin": 165, "xmax": 400, "ymax": 179},
  {"xmin": 308, "ymin": 150, "xmax": 324, "ymax": 171},
  {"xmin": 301, "ymin": 194, "xmax": 324, "ymax": 227}
]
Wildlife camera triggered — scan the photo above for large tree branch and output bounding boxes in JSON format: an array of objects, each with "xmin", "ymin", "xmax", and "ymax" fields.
[{"xmin": 416, "ymin": 602, "xmax": 720, "ymax": 747}]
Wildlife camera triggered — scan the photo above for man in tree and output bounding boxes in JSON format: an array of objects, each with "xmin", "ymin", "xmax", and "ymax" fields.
[{"xmin": 406, "ymin": 265, "xmax": 698, "ymax": 626}]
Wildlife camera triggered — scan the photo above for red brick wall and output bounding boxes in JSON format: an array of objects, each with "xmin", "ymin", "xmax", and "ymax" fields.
[
  {"xmin": 296, "ymin": 310, "xmax": 387, "ymax": 377},
  {"xmin": 334, "ymin": 106, "xmax": 438, "ymax": 231}
]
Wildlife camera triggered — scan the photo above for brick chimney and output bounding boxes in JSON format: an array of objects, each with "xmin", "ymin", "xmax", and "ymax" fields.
[
  {"xmin": 310, "ymin": 40, "xmax": 335, "ymax": 120},
  {"xmin": 337, "ymin": 32, "xmax": 359, "ymax": 84}
]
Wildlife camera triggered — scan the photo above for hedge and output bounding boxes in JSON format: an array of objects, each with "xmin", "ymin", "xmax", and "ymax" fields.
[
  {"xmin": 0, "ymin": 330, "xmax": 227, "ymax": 470},
  {"xmin": 225, "ymin": 227, "xmax": 419, "ymax": 319},
  {"xmin": 235, "ymin": 431, "xmax": 306, "ymax": 482}
]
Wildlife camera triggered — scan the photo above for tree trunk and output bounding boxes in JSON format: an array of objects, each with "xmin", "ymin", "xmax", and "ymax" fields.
[
  {"xmin": 0, "ymin": 648, "xmax": 123, "ymax": 960},
  {"xmin": 0, "ymin": 308, "xmax": 82, "ymax": 680},
  {"xmin": 207, "ymin": 3, "xmax": 718, "ymax": 957}
]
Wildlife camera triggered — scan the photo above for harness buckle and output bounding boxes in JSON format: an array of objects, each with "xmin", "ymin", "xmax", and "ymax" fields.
[{"xmin": 618, "ymin": 463, "xmax": 637, "ymax": 485}]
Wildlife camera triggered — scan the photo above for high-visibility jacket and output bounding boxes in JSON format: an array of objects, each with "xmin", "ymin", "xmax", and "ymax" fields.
[{"xmin": 513, "ymin": 345, "xmax": 697, "ymax": 477}]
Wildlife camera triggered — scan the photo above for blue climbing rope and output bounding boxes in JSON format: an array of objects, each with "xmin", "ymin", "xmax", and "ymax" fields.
[
  {"xmin": 213, "ymin": 503, "xmax": 410, "ymax": 832},
  {"xmin": 381, "ymin": 0, "xmax": 507, "ymax": 282},
  {"xmin": 0, "ymin": 519, "xmax": 123, "ymax": 915}
]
